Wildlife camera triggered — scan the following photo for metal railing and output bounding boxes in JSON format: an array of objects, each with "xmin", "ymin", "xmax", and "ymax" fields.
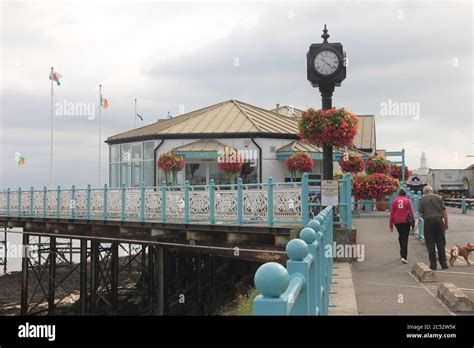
[
  {"xmin": 0, "ymin": 174, "xmax": 354, "ymax": 229},
  {"xmin": 253, "ymin": 206, "xmax": 334, "ymax": 315}
]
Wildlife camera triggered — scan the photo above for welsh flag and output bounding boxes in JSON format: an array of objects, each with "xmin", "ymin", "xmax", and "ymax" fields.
[
  {"xmin": 101, "ymin": 94, "xmax": 109, "ymax": 108},
  {"xmin": 49, "ymin": 69, "xmax": 62, "ymax": 86}
]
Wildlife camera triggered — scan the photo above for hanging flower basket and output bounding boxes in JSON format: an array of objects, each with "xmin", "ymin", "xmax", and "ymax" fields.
[
  {"xmin": 366, "ymin": 154, "xmax": 389, "ymax": 174},
  {"xmin": 389, "ymin": 164, "xmax": 410, "ymax": 182},
  {"xmin": 285, "ymin": 152, "xmax": 313, "ymax": 180},
  {"xmin": 218, "ymin": 162, "xmax": 243, "ymax": 184},
  {"xmin": 157, "ymin": 151, "xmax": 184, "ymax": 184},
  {"xmin": 338, "ymin": 153, "xmax": 365, "ymax": 173},
  {"xmin": 352, "ymin": 173, "xmax": 398, "ymax": 200},
  {"xmin": 298, "ymin": 108, "xmax": 359, "ymax": 147}
]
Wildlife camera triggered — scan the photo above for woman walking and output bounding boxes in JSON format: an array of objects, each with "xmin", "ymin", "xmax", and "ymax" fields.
[{"xmin": 389, "ymin": 189, "xmax": 415, "ymax": 264}]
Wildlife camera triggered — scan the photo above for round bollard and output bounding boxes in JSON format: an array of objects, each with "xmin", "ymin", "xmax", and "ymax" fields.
[
  {"xmin": 286, "ymin": 238, "xmax": 308, "ymax": 261},
  {"xmin": 300, "ymin": 227, "xmax": 317, "ymax": 244},
  {"xmin": 254, "ymin": 262, "xmax": 289, "ymax": 298},
  {"xmin": 307, "ymin": 219, "xmax": 321, "ymax": 232}
]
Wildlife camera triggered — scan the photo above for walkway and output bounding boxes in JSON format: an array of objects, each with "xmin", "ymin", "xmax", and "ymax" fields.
[{"xmin": 352, "ymin": 208, "xmax": 474, "ymax": 315}]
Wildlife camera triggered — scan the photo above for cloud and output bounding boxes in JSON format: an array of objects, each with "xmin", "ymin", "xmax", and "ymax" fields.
[{"xmin": 0, "ymin": 1, "xmax": 472, "ymax": 188}]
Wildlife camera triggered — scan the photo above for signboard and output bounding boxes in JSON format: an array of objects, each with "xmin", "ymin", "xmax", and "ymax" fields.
[{"xmin": 321, "ymin": 180, "xmax": 339, "ymax": 206}]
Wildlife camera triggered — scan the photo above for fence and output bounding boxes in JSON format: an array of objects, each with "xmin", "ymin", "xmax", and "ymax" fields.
[
  {"xmin": 253, "ymin": 206, "xmax": 334, "ymax": 315},
  {"xmin": 0, "ymin": 174, "xmax": 353, "ymax": 229},
  {"xmin": 443, "ymin": 197, "xmax": 472, "ymax": 214}
]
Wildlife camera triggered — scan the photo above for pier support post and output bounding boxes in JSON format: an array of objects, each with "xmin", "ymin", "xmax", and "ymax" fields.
[
  {"xmin": 21, "ymin": 233, "xmax": 29, "ymax": 315},
  {"xmin": 147, "ymin": 245, "xmax": 154, "ymax": 314},
  {"xmin": 111, "ymin": 242, "xmax": 119, "ymax": 315},
  {"xmin": 89, "ymin": 240, "xmax": 99, "ymax": 315},
  {"xmin": 48, "ymin": 236, "xmax": 56, "ymax": 315},
  {"xmin": 156, "ymin": 246, "xmax": 166, "ymax": 315},
  {"xmin": 79, "ymin": 239, "xmax": 88, "ymax": 315}
]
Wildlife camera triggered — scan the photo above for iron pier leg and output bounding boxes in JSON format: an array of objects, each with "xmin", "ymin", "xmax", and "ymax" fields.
[
  {"xmin": 141, "ymin": 244, "xmax": 146, "ymax": 309},
  {"xmin": 2, "ymin": 228, "xmax": 7, "ymax": 274},
  {"xmin": 197, "ymin": 253, "xmax": 203, "ymax": 315},
  {"xmin": 89, "ymin": 240, "xmax": 98, "ymax": 315},
  {"xmin": 147, "ymin": 245, "xmax": 154, "ymax": 315},
  {"xmin": 111, "ymin": 242, "xmax": 119, "ymax": 315},
  {"xmin": 20, "ymin": 233, "xmax": 29, "ymax": 315},
  {"xmin": 48, "ymin": 236, "xmax": 56, "ymax": 315},
  {"xmin": 79, "ymin": 239, "xmax": 88, "ymax": 315},
  {"xmin": 156, "ymin": 246, "xmax": 165, "ymax": 315}
]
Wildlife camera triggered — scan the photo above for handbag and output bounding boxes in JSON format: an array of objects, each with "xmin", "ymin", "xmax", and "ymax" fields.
[{"xmin": 406, "ymin": 205, "xmax": 415, "ymax": 228}]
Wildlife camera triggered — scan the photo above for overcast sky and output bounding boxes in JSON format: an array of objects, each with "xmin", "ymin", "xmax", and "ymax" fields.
[{"xmin": 1, "ymin": 0, "xmax": 473, "ymax": 189}]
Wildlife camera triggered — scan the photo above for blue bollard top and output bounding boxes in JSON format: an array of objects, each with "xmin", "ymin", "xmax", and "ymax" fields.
[
  {"xmin": 286, "ymin": 238, "xmax": 308, "ymax": 261},
  {"xmin": 307, "ymin": 219, "xmax": 321, "ymax": 231},
  {"xmin": 300, "ymin": 227, "xmax": 317, "ymax": 244},
  {"xmin": 315, "ymin": 215, "xmax": 325, "ymax": 225},
  {"xmin": 254, "ymin": 262, "xmax": 290, "ymax": 298}
]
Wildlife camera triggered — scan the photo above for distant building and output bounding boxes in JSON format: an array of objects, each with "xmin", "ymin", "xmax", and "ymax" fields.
[
  {"xmin": 408, "ymin": 152, "xmax": 429, "ymax": 192},
  {"xmin": 426, "ymin": 169, "xmax": 468, "ymax": 195}
]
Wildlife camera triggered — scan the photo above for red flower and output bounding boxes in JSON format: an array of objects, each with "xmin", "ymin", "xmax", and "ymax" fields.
[
  {"xmin": 389, "ymin": 164, "xmax": 410, "ymax": 181},
  {"xmin": 285, "ymin": 152, "xmax": 314, "ymax": 173},
  {"xmin": 157, "ymin": 151, "xmax": 184, "ymax": 173},
  {"xmin": 366, "ymin": 154, "xmax": 389, "ymax": 174},
  {"xmin": 338, "ymin": 153, "xmax": 365, "ymax": 173},
  {"xmin": 298, "ymin": 108, "xmax": 359, "ymax": 148},
  {"xmin": 352, "ymin": 173, "xmax": 398, "ymax": 200},
  {"xmin": 218, "ymin": 162, "xmax": 243, "ymax": 175}
]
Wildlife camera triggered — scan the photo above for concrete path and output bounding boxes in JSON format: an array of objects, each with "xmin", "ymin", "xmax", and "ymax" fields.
[
  {"xmin": 329, "ymin": 262, "xmax": 358, "ymax": 315},
  {"xmin": 351, "ymin": 208, "xmax": 474, "ymax": 315}
]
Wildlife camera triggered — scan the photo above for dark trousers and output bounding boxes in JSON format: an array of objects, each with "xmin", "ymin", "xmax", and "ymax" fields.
[
  {"xmin": 423, "ymin": 217, "xmax": 447, "ymax": 269},
  {"xmin": 395, "ymin": 223, "xmax": 410, "ymax": 259}
]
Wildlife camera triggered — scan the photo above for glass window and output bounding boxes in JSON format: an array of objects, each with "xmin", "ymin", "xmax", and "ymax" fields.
[
  {"xmin": 109, "ymin": 164, "xmax": 120, "ymax": 188},
  {"xmin": 209, "ymin": 163, "xmax": 226, "ymax": 185},
  {"xmin": 144, "ymin": 141, "xmax": 154, "ymax": 160},
  {"xmin": 132, "ymin": 143, "xmax": 142, "ymax": 161},
  {"xmin": 131, "ymin": 161, "xmax": 142, "ymax": 187},
  {"xmin": 110, "ymin": 145, "xmax": 120, "ymax": 163},
  {"xmin": 144, "ymin": 161, "xmax": 154, "ymax": 187},
  {"xmin": 121, "ymin": 144, "xmax": 132, "ymax": 162},
  {"xmin": 120, "ymin": 162, "xmax": 131, "ymax": 186},
  {"xmin": 241, "ymin": 162, "xmax": 258, "ymax": 184},
  {"xmin": 185, "ymin": 163, "xmax": 206, "ymax": 185}
]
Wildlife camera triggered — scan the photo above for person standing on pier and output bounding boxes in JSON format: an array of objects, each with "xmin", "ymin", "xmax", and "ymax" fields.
[
  {"xmin": 389, "ymin": 189, "xmax": 415, "ymax": 264},
  {"xmin": 418, "ymin": 186, "xmax": 449, "ymax": 270}
]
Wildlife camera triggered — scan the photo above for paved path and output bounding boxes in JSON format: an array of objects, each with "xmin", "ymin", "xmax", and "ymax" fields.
[{"xmin": 351, "ymin": 208, "xmax": 474, "ymax": 315}]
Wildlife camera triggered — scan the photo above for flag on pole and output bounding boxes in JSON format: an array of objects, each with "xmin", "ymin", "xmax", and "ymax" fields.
[
  {"xmin": 101, "ymin": 95, "xmax": 109, "ymax": 108},
  {"xmin": 49, "ymin": 70, "xmax": 62, "ymax": 86},
  {"xmin": 136, "ymin": 113, "xmax": 143, "ymax": 121},
  {"xmin": 15, "ymin": 152, "xmax": 26, "ymax": 166}
]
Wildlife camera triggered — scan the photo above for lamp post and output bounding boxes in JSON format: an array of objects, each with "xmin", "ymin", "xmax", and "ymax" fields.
[{"xmin": 307, "ymin": 25, "xmax": 346, "ymax": 180}]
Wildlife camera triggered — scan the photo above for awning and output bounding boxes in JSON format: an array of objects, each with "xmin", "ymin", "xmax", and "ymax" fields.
[
  {"xmin": 173, "ymin": 139, "xmax": 229, "ymax": 159},
  {"xmin": 276, "ymin": 141, "xmax": 369, "ymax": 160}
]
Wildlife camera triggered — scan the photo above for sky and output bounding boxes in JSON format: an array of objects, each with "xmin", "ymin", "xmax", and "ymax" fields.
[{"xmin": 0, "ymin": 0, "xmax": 473, "ymax": 189}]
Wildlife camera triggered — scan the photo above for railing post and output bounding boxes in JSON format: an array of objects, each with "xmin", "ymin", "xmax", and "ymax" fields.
[
  {"xmin": 103, "ymin": 184, "xmax": 108, "ymax": 220},
  {"xmin": 267, "ymin": 177, "xmax": 274, "ymax": 227},
  {"xmin": 140, "ymin": 182, "xmax": 146, "ymax": 222},
  {"xmin": 253, "ymin": 263, "xmax": 290, "ymax": 315},
  {"xmin": 18, "ymin": 187, "xmax": 22, "ymax": 217},
  {"xmin": 71, "ymin": 185, "xmax": 76, "ymax": 219},
  {"xmin": 461, "ymin": 196, "xmax": 467, "ymax": 214},
  {"xmin": 86, "ymin": 185, "xmax": 91, "ymax": 220},
  {"xmin": 184, "ymin": 180, "xmax": 190, "ymax": 223},
  {"xmin": 6, "ymin": 188, "xmax": 10, "ymax": 217},
  {"xmin": 56, "ymin": 185, "xmax": 61, "ymax": 219},
  {"xmin": 345, "ymin": 175, "xmax": 352, "ymax": 230},
  {"xmin": 300, "ymin": 226, "xmax": 318, "ymax": 315},
  {"xmin": 43, "ymin": 186, "xmax": 47, "ymax": 218},
  {"xmin": 161, "ymin": 181, "xmax": 167, "ymax": 223},
  {"xmin": 301, "ymin": 173, "xmax": 309, "ymax": 227},
  {"xmin": 286, "ymin": 239, "xmax": 310, "ymax": 315},
  {"xmin": 209, "ymin": 179, "xmax": 215, "ymax": 225},
  {"xmin": 29, "ymin": 187, "xmax": 34, "ymax": 217},
  {"xmin": 237, "ymin": 178, "xmax": 243, "ymax": 225},
  {"xmin": 121, "ymin": 183, "xmax": 126, "ymax": 221},
  {"xmin": 339, "ymin": 175, "xmax": 347, "ymax": 227}
]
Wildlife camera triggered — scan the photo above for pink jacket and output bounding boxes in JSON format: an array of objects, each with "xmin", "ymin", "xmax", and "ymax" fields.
[{"xmin": 389, "ymin": 196, "xmax": 415, "ymax": 228}]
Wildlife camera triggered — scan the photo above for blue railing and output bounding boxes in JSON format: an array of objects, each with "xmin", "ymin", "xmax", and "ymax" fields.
[
  {"xmin": 0, "ymin": 175, "xmax": 354, "ymax": 229},
  {"xmin": 253, "ymin": 206, "xmax": 334, "ymax": 315}
]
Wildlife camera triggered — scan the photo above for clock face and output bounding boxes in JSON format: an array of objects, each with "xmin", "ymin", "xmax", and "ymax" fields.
[{"xmin": 313, "ymin": 50, "xmax": 340, "ymax": 76}]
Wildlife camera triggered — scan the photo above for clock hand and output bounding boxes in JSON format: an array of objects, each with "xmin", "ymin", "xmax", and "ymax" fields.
[{"xmin": 321, "ymin": 58, "xmax": 337, "ymax": 69}]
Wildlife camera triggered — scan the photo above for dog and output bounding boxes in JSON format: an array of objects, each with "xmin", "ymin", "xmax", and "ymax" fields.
[{"xmin": 449, "ymin": 243, "xmax": 474, "ymax": 266}]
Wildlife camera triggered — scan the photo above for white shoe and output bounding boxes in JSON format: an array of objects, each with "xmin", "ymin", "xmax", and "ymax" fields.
[{"xmin": 401, "ymin": 258, "xmax": 408, "ymax": 264}]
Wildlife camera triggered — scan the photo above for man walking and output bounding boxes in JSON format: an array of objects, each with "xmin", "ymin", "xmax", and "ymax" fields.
[{"xmin": 418, "ymin": 186, "xmax": 449, "ymax": 270}]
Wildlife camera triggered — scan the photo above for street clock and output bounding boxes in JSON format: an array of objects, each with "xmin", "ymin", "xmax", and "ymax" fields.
[{"xmin": 307, "ymin": 25, "xmax": 346, "ymax": 87}]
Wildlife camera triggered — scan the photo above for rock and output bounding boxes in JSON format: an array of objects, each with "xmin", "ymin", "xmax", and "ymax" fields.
[
  {"xmin": 411, "ymin": 262, "xmax": 437, "ymax": 282},
  {"xmin": 437, "ymin": 282, "xmax": 473, "ymax": 312}
]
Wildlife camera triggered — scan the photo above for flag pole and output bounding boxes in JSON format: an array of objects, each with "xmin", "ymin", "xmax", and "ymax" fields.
[
  {"xmin": 134, "ymin": 98, "xmax": 137, "ymax": 128},
  {"xmin": 50, "ymin": 67, "xmax": 54, "ymax": 189},
  {"xmin": 99, "ymin": 84, "xmax": 102, "ymax": 187}
]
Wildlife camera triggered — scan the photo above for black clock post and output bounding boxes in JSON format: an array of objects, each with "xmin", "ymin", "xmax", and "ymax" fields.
[{"xmin": 307, "ymin": 25, "xmax": 346, "ymax": 180}]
